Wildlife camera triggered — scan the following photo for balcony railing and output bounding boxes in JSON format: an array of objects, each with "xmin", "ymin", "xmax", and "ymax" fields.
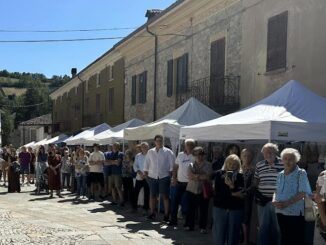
[{"xmin": 176, "ymin": 75, "xmax": 240, "ymax": 114}]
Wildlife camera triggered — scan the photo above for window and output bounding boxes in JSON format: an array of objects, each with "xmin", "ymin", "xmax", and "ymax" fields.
[
  {"xmin": 109, "ymin": 65, "xmax": 114, "ymax": 80},
  {"xmin": 167, "ymin": 59, "xmax": 173, "ymax": 97},
  {"xmin": 131, "ymin": 75, "xmax": 137, "ymax": 105},
  {"xmin": 108, "ymin": 88, "xmax": 114, "ymax": 112},
  {"xmin": 74, "ymin": 104, "xmax": 80, "ymax": 117},
  {"xmin": 85, "ymin": 97, "xmax": 89, "ymax": 113},
  {"xmin": 138, "ymin": 71, "xmax": 147, "ymax": 104},
  {"xmin": 266, "ymin": 11, "xmax": 288, "ymax": 72},
  {"xmin": 96, "ymin": 94, "xmax": 100, "ymax": 114},
  {"xmin": 176, "ymin": 53, "xmax": 188, "ymax": 94},
  {"xmin": 96, "ymin": 73, "xmax": 100, "ymax": 87},
  {"xmin": 30, "ymin": 129, "xmax": 36, "ymax": 142}
]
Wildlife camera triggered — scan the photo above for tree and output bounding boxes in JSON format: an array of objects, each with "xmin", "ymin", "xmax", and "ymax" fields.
[
  {"xmin": 1, "ymin": 110, "xmax": 14, "ymax": 146},
  {"xmin": 13, "ymin": 79, "xmax": 52, "ymax": 126}
]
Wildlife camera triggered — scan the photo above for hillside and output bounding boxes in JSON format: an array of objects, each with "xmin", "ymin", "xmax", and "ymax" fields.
[{"xmin": 0, "ymin": 70, "xmax": 71, "ymax": 92}]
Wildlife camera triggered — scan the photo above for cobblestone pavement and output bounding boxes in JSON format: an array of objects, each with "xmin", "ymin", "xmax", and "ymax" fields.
[{"xmin": 0, "ymin": 183, "xmax": 213, "ymax": 245}]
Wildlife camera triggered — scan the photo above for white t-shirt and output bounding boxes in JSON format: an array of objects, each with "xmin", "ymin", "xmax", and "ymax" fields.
[
  {"xmin": 144, "ymin": 147, "xmax": 175, "ymax": 179},
  {"xmin": 175, "ymin": 152, "xmax": 194, "ymax": 183},
  {"xmin": 89, "ymin": 151, "xmax": 105, "ymax": 173}
]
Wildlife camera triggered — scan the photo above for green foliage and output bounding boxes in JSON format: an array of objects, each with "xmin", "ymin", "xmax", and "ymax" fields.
[
  {"xmin": 14, "ymin": 80, "xmax": 52, "ymax": 126},
  {"xmin": 0, "ymin": 70, "xmax": 70, "ymax": 138},
  {"xmin": 0, "ymin": 69, "xmax": 70, "ymax": 91},
  {"xmin": 1, "ymin": 110, "xmax": 14, "ymax": 146}
]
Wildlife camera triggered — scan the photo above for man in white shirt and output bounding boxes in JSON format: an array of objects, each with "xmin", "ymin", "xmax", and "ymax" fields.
[
  {"xmin": 144, "ymin": 135, "xmax": 176, "ymax": 221},
  {"xmin": 169, "ymin": 139, "xmax": 195, "ymax": 226},
  {"xmin": 132, "ymin": 142, "xmax": 150, "ymax": 212},
  {"xmin": 88, "ymin": 144, "xmax": 105, "ymax": 200}
]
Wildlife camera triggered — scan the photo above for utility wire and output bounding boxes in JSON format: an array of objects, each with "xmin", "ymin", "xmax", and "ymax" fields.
[
  {"xmin": 0, "ymin": 37, "xmax": 126, "ymax": 43},
  {"xmin": 1, "ymin": 102, "xmax": 46, "ymax": 108},
  {"xmin": 0, "ymin": 27, "xmax": 138, "ymax": 33},
  {"xmin": 0, "ymin": 33, "xmax": 187, "ymax": 43}
]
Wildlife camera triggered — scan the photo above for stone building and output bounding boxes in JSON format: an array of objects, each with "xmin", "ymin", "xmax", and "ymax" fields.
[
  {"xmin": 50, "ymin": 51, "xmax": 125, "ymax": 134},
  {"xmin": 18, "ymin": 114, "xmax": 52, "ymax": 146},
  {"xmin": 121, "ymin": 0, "xmax": 326, "ymax": 121},
  {"xmin": 50, "ymin": 0, "xmax": 326, "ymax": 133}
]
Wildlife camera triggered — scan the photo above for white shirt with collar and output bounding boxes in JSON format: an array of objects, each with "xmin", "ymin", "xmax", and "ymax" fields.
[
  {"xmin": 89, "ymin": 151, "xmax": 105, "ymax": 173},
  {"xmin": 144, "ymin": 146, "xmax": 175, "ymax": 179},
  {"xmin": 133, "ymin": 152, "xmax": 146, "ymax": 180},
  {"xmin": 175, "ymin": 151, "xmax": 194, "ymax": 183}
]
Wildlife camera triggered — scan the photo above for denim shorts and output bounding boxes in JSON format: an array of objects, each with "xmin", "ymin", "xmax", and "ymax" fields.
[
  {"xmin": 20, "ymin": 164, "xmax": 30, "ymax": 174},
  {"xmin": 147, "ymin": 176, "xmax": 170, "ymax": 197}
]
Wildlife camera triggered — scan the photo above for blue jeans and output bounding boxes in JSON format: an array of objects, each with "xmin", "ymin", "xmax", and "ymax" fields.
[
  {"xmin": 76, "ymin": 175, "xmax": 87, "ymax": 196},
  {"xmin": 170, "ymin": 182, "xmax": 188, "ymax": 224},
  {"xmin": 257, "ymin": 202, "xmax": 281, "ymax": 245},
  {"xmin": 212, "ymin": 207, "xmax": 243, "ymax": 245}
]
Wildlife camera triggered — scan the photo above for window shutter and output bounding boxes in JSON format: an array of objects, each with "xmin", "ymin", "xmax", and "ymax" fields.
[
  {"xmin": 182, "ymin": 53, "xmax": 189, "ymax": 92},
  {"xmin": 167, "ymin": 59, "xmax": 174, "ymax": 97},
  {"xmin": 266, "ymin": 11, "xmax": 288, "ymax": 72},
  {"xmin": 96, "ymin": 94, "xmax": 100, "ymax": 114},
  {"xmin": 108, "ymin": 88, "xmax": 114, "ymax": 112},
  {"xmin": 143, "ymin": 71, "xmax": 147, "ymax": 103},
  {"xmin": 131, "ymin": 75, "xmax": 137, "ymax": 105},
  {"xmin": 138, "ymin": 71, "xmax": 147, "ymax": 104}
]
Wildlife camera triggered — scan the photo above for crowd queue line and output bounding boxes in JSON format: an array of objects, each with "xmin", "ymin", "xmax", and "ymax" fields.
[{"xmin": 0, "ymin": 136, "xmax": 326, "ymax": 245}]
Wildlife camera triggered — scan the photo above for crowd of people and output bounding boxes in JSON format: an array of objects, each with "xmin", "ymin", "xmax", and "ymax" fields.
[{"xmin": 0, "ymin": 136, "xmax": 326, "ymax": 245}]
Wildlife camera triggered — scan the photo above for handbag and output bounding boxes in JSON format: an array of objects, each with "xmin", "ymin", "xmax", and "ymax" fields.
[
  {"xmin": 202, "ymin": 181, "xmax": 213, "ymax": 199},
  {"xmin": 297, "ymin": 169, "xmax": 318, "ymax": 221},
  {"xmin": 304, "ymin": 195, "xmax": 318, "ymax": 222}
]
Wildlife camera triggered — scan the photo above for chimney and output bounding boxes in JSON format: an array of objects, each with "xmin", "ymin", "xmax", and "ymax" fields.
[
  {"xmin": 145, "ymin": 9, "xmax": 162, "ymax": 22},
  {"xmin": 71, "ymin": 68, "xmax": 77, "ymax": 78}
]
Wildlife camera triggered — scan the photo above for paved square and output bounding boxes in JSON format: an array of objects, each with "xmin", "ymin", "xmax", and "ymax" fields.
[{"xmin": 0, "ymin": 184, "xmax": 213, "ymax": 245}]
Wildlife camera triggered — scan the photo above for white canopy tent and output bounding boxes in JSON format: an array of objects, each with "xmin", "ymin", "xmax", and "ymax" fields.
[
  {"xmin": 180, "ymin": 80, "xmax": 326, "ymax": 142},
  {"xmin": 44, "ymin": 134, "xmax": 68, "ymax": 145},
  {"xmin": 124, "ymin": 97, "xmax": 221, "ymax": 143},
  {"xmin": 65, "ymin": 123, "xmax": 111, "ymax": 145},
  {"xmin": 33, "ymin": 138, "xmax": 50, "ymax": 148},
  {"xmin": 23, "ymin": 141, "xmax": 36, "ymax": 148},
  {"xmin": 83, "ymin": 119, "xmax": 146, "ymax": 146}
]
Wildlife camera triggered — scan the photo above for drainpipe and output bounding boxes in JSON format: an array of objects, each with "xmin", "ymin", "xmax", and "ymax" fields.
[{"xmin": 146, "ymin": 26, "xmax": 158, "ymax": 121}]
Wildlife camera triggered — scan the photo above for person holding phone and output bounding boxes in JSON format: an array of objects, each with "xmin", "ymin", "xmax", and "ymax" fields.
[{"xmin": 212, "ymin": 154, "xmax": 244, "ymax": 245}]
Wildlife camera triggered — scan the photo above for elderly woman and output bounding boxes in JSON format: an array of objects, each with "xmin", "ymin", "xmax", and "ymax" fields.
[
  {"xmin": 184, "ymin": 146, "xmax": 212, "ymax": 233},
  {"xmin": 315, "ymin": 170, "xmax": 326, "ymax": 242},
  {"xmin": 272, "ymin": 148, "xmax": 312, "ymax": 245},
  {"xmin": 212, "ymin": 154, "xmax": 244, "ymax": 245}
]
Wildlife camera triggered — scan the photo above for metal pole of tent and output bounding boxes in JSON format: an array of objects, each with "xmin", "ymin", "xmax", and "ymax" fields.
[{"xmin": 158, "ymin": 136, "xmax": 165, "ymax": 218}]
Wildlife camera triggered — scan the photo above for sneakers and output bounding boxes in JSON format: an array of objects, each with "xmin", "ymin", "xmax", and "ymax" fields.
[
  {"xmin": 163, "ymin": 215, "xmax": 170, "ymax": 223},
  {"xmin": 200, "ymin": 229, "xmax": 208, "ymax": 234},
  {"xmin": 146, "ymin": 213, "xmax": 156, "ymax": 220},
  {"xmin": 168, "ymin": 220, "xmax": 178, "ymax": 226},
  {"xmin": 184, "ymin": 226, "xmax": 194, "ymax": 231}
]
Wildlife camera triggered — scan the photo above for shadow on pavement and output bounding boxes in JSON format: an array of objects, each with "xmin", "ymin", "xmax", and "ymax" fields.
[{"xmin": 87, "ymin": 201, "xmax": 212, "ymax": 245}]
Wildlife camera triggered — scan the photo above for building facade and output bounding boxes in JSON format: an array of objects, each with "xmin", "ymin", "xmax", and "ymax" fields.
[
  {"xmin": 50, "ymin": 51, "xmax": 125, "ymax": 134},
  {"xmin": 18, "ymin": 114, "xmax": 52, "ymax": 146},
  {"xmin": 51, "ymin": 0, "xmax": 326, "ymax": 133}
]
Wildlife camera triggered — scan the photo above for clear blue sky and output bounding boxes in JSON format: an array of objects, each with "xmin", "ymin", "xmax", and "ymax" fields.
[{"xmin": 0, "ymin": 0, "xmax": 175, "ymax": 78}]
